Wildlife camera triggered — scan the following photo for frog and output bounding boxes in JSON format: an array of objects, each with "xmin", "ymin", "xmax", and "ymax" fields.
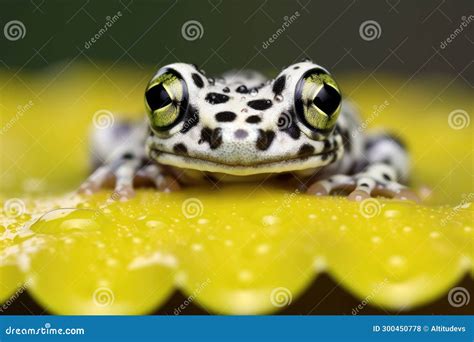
[{"xmin": 79, "ymin": 59, "xmax": 419, "ymax": 202}]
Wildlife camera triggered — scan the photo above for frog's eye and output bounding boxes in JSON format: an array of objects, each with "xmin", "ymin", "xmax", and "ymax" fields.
[
  {"xmin": 294, "ymin": 69, "xmax": 342, "ymax": 134},
  {"xmin": 145, "ymin": 70, "xmax": 188, "ymax": 132}
]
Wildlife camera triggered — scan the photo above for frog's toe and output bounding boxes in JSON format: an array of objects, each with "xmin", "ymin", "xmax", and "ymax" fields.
[
  {"xmin": 111, "ymin": 184, "xmax": 135, "ymax": 201},
  {"xmin": 306, "ymin": 175, "xmax": 355, "ymax": 196},
  {"xmin": 78, "ymin": 166, "xmax": 113, "ymax": 194},
  {"xmin": 371, "ymin": 183, "xmax": 420, "ymax": 203},
  {"xmin": 137, "ymin": 165, "xmax": 181, "ymax": 192}
]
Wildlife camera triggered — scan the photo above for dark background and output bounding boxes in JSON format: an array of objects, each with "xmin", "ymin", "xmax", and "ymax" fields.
[{"xmin": 0, "ymin": 0, "xmax": 473, "ymax": 81}]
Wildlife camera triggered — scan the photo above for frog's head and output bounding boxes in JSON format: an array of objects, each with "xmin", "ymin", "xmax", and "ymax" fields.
[{"xmin": 145, "ymin": 61, "xmax": 344, "ymax": 176}]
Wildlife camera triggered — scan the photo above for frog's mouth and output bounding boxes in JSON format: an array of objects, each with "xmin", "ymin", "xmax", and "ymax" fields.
[{"xmin": 151, "ymin": 146, "xmax": 342, "ymax": 176}]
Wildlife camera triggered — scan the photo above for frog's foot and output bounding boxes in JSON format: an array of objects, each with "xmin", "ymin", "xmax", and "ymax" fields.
[
  {"xmin": 78, "ymin": 163, "xmax": 180, "ymax": 200},
  {"xmin": 307, "ymin": 164, "xmax": 420, "ymax": 202}
]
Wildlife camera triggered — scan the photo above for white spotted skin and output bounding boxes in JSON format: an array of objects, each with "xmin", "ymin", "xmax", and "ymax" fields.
[
  {"xmin": 83, "ymin": 60, "xmax": 413, "ymax": 200},
  {"xmin": 146, "ymin": 62, "xmax": 348, "ymax": 177}
]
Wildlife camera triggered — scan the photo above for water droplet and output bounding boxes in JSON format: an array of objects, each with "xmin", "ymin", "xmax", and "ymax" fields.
[
  {"xmin": 308, "ymin": 214, "xmax": 317, "ymax": 219},
  {"xmin": 274, "ymin": 94, "xmax": 284, "ymax": 102},
  {"xmin": 384, "ymin": 210, "xmax": 400, "ymax": 218},
  {"xmin": 262, "ymin": 215, "xmax": 280, "ymax": 226},
  {"xmin": 256, "ymin": 243, "xmax": 270, "ymax": 255},
  {"xmin": 339, "ymin": 224, "xmax": 347, "ymax": 231},
  {"xmin": 371, "ymin": 236, "xmax": 382, "ymax": 244},
  {"xmin": 403, "ymin": 226, "xmax": 412, "ymax": 232},
  {"xmin": 146, "ymin": 220, "xmax": 165, "ymax": 229},
  {"xmin": 429, "ymin": 231, "xmax": 440, "ymax": 239},
  {"xmin": 250, "ymin": 88, "xmax": 258, "ymax": 96},
  {"xmin": 238, "ymin": 269, "xmax": 254, "ymax": 283},
  {"xmin": 191, "ymin": 243, "xmax": 203, "ymax": 252},
  {"xmin": 388, "ymin": 255, "xmax": 406, "ymax": 268},
  {"xmin": 464, "ymin": 226, "xmax": 472, "ymax": 233},
  {"xmin": 241, "ymin": 108, "xmax": 248, "ymax": 113},
  {"xmin": 198, "ymin": 218, "xmax": 209, "ymax": 225}
]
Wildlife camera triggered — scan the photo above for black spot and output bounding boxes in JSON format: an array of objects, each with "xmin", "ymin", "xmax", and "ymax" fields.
[
  {"xmin": 293, "ymin": 66, "xmax": 300, "ymax": 70},
  {"xmin": 180, "ymin": 105, "xmax": 200, "ymax": 134},
  {"xmin": 173, "ymin": 143, "xmax": 188, "ymax": 154},
  {"xmin": 222, "ymin": 87, "xmax": 230, "ymax": 93},
  {"xmin": 382, "ymin": 173, "xmax": 392, "ymax": 181},
  {"xmin": 205, "ymin": 92, "xmax": 230, "ymax": 105},
  {"xmin": 313, "ymin": 83, "xmax": 341, "ymax": 115},
  {"xmin": 191, "ymin": 73, "xmax": 204, "ymax": 88},
  {"xmin": 145, "ymin": 83, "xmax": 172, "ymax": 111},
  {"xmin": 121, "ymin": 153, "xmax": 134, "ymax": 159},
  {"xmin": 340, "ymin": 129, "xmax": 352, "ymax": 153},
  {"xmin": 321, "ymin": 153, "xmax": 329, "ymax": 161},
  {"xmin": 236, "ymin": 85, "xmax": 249, "ymax": 94},
  {"xmin": 256, "ymin": 129, "xmax": 275, "ymax": 151},
  {"xmin": 200, "ymin": 127, "xmax": 222, "ymax": 149},
  {"xmin": 279, "ymin": 111, "xmax": 300, "ymax": 140},
  {"xmin": 359, "ymin": 183, "xmax": 369, "ymax": 188},
  {"xmin": 272, "ymin": 75, "xmax": 286, "ymax": 95},
  {"xmin": 247, "ymin": 99, "xmax": 273, "ymax": 110},
  {"xmin": 215, "ymin": 111, "xmax": 237, "ymax": 122},
  {"xmin": 323, "ymin": 139, "xmax": 332, "ymax": 152},
  {"xmin": 298, "ymin": 144, "xmax": 315, "ymax": 157},
  {"xmin": 246, "ymin": 115, "xmax": 262, "ymax": 124}
]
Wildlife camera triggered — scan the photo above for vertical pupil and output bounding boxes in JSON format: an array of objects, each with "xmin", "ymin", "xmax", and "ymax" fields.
[
  {"xmin": 146, "ymin": 84, "xmax": 172, "ymax": 111},
  {"xmin": 313, "ymin": 83, "xmax": 341, "ymax": 115}
]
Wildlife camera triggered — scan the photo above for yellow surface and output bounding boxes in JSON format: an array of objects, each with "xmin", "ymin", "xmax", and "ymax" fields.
[{"xmin": 0, "ymin": 65, "xmax": 472, "ymax": 314}]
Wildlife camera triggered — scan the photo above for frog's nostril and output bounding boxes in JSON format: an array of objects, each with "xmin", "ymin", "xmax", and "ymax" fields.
[{"xmin": 234, "ymin": 129, "xmax": 248, "ymax": 140}]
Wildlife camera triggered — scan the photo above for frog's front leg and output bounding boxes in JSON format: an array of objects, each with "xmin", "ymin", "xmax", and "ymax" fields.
[
  {"xmin": 79, "ymin": 120, "xmax": 180, "ymax": 199},
  {"xmin": 307, "ymin": 133, "xmax": 420, "ymax": 202}
]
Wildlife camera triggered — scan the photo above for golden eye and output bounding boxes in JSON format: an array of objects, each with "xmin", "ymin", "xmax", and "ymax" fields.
[
  {"xmin": 295, "ymin": 69, "xmax": 342, "ymax": 132},
  {"xmin": 145, "ymin": 71, "xmax": 188, "ymax": 132}
]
